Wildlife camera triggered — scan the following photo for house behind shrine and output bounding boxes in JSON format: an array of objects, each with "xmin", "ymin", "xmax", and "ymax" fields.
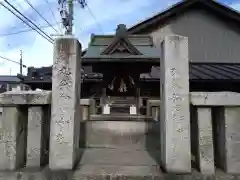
[
  {"xmin": 0, "ymin": 75, "xmax": 24, "ymax": 93},
  {"xmin": 21, "ymin": 0, "xmax": 240, "ymax": 114}
]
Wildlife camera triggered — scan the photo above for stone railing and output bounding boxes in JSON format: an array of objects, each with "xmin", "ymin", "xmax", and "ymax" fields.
[
  {"xmin": 190, "ymin": 92, "xmax": 240, "ymax": 175},
  {"xmin": 0, "ymin": 90, "xmax": 96, "ymax": 171},
  {"xmin": 145, "ymin": 92, "xmax": 240, "ymax": 175},
  {"xmin": 1, "ymin": 89, "xmax": 240, "ymax": 175},
  {"xmin": 0, "ymin": 91, "xmax": 51, "ymax": 170}
]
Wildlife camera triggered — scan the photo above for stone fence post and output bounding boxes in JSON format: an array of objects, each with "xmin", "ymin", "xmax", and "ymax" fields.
[
  {"xmin": 0, "ymin": 91, "xmax": 51, "ymax": 170},
  {"xmin": 80, "ymin": 99, "xmax": 96, "ymax": 121},
  {"xmin": 160, "ymin": 35, "xmax": 191, "ymax": 173},
  {"xmin": 49, "ymin": 36, "xmax": 82, "ymax": 170},
  {"xmin": 191, "ymin": 92, "xmax": 240, "ymax": 174},
  {"xmin": 146, "ymin": 99, "xmax": 160, "ymax": 121}
]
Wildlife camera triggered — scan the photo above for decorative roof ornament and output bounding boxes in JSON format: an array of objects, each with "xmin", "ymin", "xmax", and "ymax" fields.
[
  {"xmin": 101, "ymin": 24, "xmax": 142, "ymax": 55},
  {"xmin": 115, "ymin": 24, "xmax": 128, "ymax": 39}
]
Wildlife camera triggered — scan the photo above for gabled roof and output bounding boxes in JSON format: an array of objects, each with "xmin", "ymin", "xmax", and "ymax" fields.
[
  {"xmin": 82, "ymin": 24, "xmax": 159, "ymax": 64},
  {"xmin": 101, "ymin": 24, "xmax": 142, "ymax": 55},
  {"xmin": 101, "ymin": 36, "xmax": 142, "ymax": 55},
  {"xmin": 128, "ymin": 0, "xmax": 240, "ymax": 34}
]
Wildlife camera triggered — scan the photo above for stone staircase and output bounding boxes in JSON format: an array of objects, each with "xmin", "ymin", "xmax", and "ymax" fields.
[
  {"xmin": 110, "ymin": 96, "xmax": 136, "ymax": 114},
  {"xmin": 77, "ymin": 116, "xmax": 163, "ymax": 179}
]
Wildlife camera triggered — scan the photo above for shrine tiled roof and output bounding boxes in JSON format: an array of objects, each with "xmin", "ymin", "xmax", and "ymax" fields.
[
  {"xmin": 21, "ymin": 63, "xmax": 240, "ymax": 84},
  {"xmin": 190, "ymin": 63, "xmax": 240, "ymax": 81},
  {"xmin": 82, "ymin": 24, "xmax": 159, "ymax": 63},
  {"xmin": 145, "ymin": 63, "xmax": 240, "ymax": 81},
  {"xmin": 83, "ymin": 45, "xmax": 160, "ymax": 59}
]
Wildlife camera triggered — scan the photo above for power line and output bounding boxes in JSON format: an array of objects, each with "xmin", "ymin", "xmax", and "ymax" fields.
[
  {"xmin": 0, "ymin": 22, "xmax": 61, "ymax": 37},
  {"xmin": 4, "ymin": 0, "xmax": 54, "ymax": 41},
  {"xmin": 23, "ymin": 0, "xmax": 59, "ymax": 33},
  {"xmin": 0, "ymin": 55, "xmax": 27, "ymax": 67},
  {"xmin": 1, "ymin": 1, "xmax": 53, "ymax": 43},
  {"xmin": 43, "ymin": 0, "xmax": 62, "ymax": 33},
  {"xmin": 1, "ymin": 0, "xmax": 54, "ymax": 43},
  {"xmin": 9, "ymin": 0, "xmax": 37, "ymax": 31},
  {"xmin": 85, "ymin": 3, "xmax": 104, "ymax": 34},
  {"xmin": 75, "ymin": 0, "xmax": 104, "ymax": 34}
]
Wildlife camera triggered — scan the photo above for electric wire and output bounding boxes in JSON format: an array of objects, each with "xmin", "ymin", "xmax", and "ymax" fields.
[
  {"xmin": 23, "ymin": 0, "xmax": 59, "ymax": 33},
  {"xmin": 0, "ymin": 55, "xmax": 27, "ymax": 67},
  {"xmin": 43, "ymin": 0, "xmax": 62, "ymax": 33},
  {"xmin": 85, "ymin": 3, "xmax": 104, "ymax": 34},
  {"xmin": 1, "ymin": 0, "xmax": 54, "ymax": 43},
  {"xmin": 0, "ymin": 22, "xmax": 61, "ymax": 37},
  {"xmin": 4, "ymin": 0, "xmax": 54, "ymax": 41},
  {"xmin": 9, "ymin": 0, "xmax": 38, "ymax": 33}
]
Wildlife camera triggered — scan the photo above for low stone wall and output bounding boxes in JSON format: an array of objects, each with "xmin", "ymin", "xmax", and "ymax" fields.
[
  {"xmin": 190, "ymin": 92, "xmax": 240, "ymax": 174},
  {"xmin": 0, "ymin": 91, "xmax": 51, "ymax": 170}
]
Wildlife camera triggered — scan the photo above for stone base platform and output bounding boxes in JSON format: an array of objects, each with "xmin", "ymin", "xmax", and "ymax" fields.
[
  {"xmin": 1, "ymin": 166, "xmax": 240, "ymax": 180},
  {"xmin": 90, "ymin": 114, "xmax": 153, "ymax": 121}
]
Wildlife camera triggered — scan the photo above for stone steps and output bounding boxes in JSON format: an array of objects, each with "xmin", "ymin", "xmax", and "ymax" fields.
[
  {"xmin": 111, "ymin": 105, "xmax": 130, "ymax": 114},
  {"xmin": 79, "ymin": 119, "xmax": 160, "ymax": 149},
  {"xmin": 90, "ymin": 114, "xmax": 152, "ymax": 121},
  {"xmin": 79, "ymin": 148, "xmax": 160, "ymax": 166},
  {"xmin": 76, "ymin": 148, "xmax": 163, "ymax": 179},
  {"xmin": 110, "ymin": 97, "xmax": 137, "ymax": 114}
]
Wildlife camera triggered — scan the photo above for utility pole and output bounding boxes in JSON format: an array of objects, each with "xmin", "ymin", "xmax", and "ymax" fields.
[
  {"xmin": 20, "ymin": 50, "xmax": 23, "ymax": 75},
  {"xmin": 67, "ymin": 0, "xmax": 73, "ymax": 35},
  {"xmin": 58, "ymin": 0, "xmax": 86, "ymax": 35},
  {"xmin": 0, "ymin": 55, "xmax": 27, "ymax": 75}
]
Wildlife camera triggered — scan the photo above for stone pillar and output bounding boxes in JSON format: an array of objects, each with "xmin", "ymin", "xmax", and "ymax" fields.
[
  {"xmin": 195, "ymin": 108, "xmax": 215, "ymax": 174},
  {"xmin": 26, "ymin": 106, "xmax": 50, "ymax": 168},
  {"xmin": 160, "ymin": 35, "xmax": 191, "ymax": 173},
  {"xmin": 80, "ymin": 99, "xmax": 93, "ymax": 121},
  {"xmin": 27, "ymin": 107, "xmax": 43, "ymax": 168},
  {"xmin": 49, "ymin": 37, "xmax": 82, "ymax": 170},
  {"xmin": 0, "ymin": 107, "xmax": 27, "ymax": 170},
  {"xmin": 147, "ymin": 100, "xmax": 160, "ymax": 121},
  {"xmin": 89, "ymin": 99, "xmax": 96, "ymax": 115},
  {"xmin": 214, "ymin": 107, "xmax": 240, "ymax": 174}
]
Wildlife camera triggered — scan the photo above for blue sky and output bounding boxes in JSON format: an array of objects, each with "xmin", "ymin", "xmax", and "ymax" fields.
[{"xmin": 0, "ymin": 0, "xmax": 239, "ymax": 75}]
